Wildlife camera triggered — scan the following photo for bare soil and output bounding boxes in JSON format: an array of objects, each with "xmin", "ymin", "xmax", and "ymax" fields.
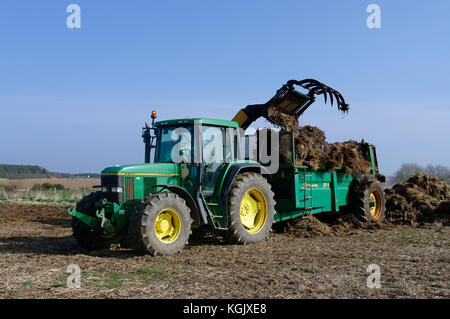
[{"xmin": 0, "ymin": 202, "xmax": 448, "ymax": 299}]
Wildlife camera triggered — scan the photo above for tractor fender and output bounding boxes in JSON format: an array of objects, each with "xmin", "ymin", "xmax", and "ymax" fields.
[
  {"xmin": 219, "ymin": 163, "xmax": 270, "ymax": 226},
  {"xmin": 154, "ymin": 185, "xmax": 206, "ymax": 226}
]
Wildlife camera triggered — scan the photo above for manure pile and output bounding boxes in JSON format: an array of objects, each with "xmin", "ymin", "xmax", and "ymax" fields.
[
  {"xmin": 276, "ymin": 213, "xmax": 394, "ymax": 238},
  {"xmin": 266, "ymin": 106, "xmax": 372, "ymax": 176},
  {"xmin": 384, "ymin": 173, "xmax": 450, "ymax": 225}
]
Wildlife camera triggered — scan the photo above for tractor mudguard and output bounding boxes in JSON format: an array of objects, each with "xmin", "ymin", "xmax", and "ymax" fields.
[{"xmin": 154, "ymin": 184, "xmax": 207, "ymax": 225}]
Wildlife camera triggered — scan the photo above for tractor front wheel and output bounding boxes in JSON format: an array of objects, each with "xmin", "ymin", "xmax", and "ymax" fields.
[
  {"xmin": 226, "ymin": 172, "xmax": 275, "ymax": 244},
  {"xmin": 126, "ymin": 192, "xmax": 192, "ymax": 256}
]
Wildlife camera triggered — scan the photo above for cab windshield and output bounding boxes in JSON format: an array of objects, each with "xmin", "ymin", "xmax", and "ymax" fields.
[
  {"xmin": 155, "ymin": 125, "xmax": 194, "ymax": 163},
  {"xmin": 154, "ymin": 124, "xmax": 230, "ymax": 164}
]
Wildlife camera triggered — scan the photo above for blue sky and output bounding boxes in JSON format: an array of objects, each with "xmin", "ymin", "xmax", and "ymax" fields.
[{"xmin": 0, "ymin": 0, "xmax": 449, "ymax": 175}]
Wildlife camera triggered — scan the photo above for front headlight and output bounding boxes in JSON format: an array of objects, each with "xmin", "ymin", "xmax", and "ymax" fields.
[
  {"xmin": 101, "ymin": 186, "xmax": 108, "ymax": 192},
  {"xmin": 111, "ymin": 187, "xmax": 123, "ymax": 193}
]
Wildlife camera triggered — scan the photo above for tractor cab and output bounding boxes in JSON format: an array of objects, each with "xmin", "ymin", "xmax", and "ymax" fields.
[{"xmin": 150, "ymin": 118, "xmax": 242, "ymax": 197}]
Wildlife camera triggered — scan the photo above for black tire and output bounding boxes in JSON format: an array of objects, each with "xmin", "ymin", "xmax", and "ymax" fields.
[
  {"xmin": 349, "ymin": 174, "xmax": 386, "ymax": 222},
  {"xmin": 71, "ymin": 192, "xmax": 125, "ymax": 250},
  {"xmin": 126, "ymin": 192, "xmax": 192, "ymax": 256},
  {"xmin": 226, "ymin": 172, "xmax": 276, "ymax": 244}
]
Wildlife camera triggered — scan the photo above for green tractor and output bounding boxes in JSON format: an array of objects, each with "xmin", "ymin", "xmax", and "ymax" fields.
[{"xmin": 68, "ymin": 79, "xmax": 386, "ymax": 255}]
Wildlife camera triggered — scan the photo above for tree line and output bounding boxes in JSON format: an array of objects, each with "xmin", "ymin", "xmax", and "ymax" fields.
[
  {"xmin": 393, "ymin": 163, "xmax": 450, "ymax": 183},
  {"xmin": 0, "ymin": 164, "xmax": 100, "ymax": 179},
  {"xmin": 0, "ymin": 164, "xmax": 50, "ymax": 179}
]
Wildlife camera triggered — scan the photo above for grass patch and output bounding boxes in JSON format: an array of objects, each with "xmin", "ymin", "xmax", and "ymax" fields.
[
  {"xmin": 22, "ymin": 280, "xmax": 35, "ymax": 286},
  {"xmin": 81, "ymin": 271, "xmax": 93, "ymax": 279},
  {"xmin": 57, "ymin": 274, "xmax": 70, "ymax": 282},
  {"xmin": 99, "ymin": 273, "xmax": 133, "ymax": 289},
  {"xmin": 80, "ymin": 271, "xmax": 104, "ymax": 285},
  {"xmin": 136, "ymin": 266, "xmax": 164, "ymax": 284},
  {"xmin": 101, "ymin": 281, "xmax": 122, "ymax": 289},
  {"xmin": 109, "ymin": 273, "xmax": 134, "ymax": 281},
  {"xmin": 390, "ymin": 235, "xmax": 414, "ymax": 241},
  {"xmin": 138, "ymin": 266, "xmax": 163, "ymax": 275},
  {"xmin": 51, "ymin": 283, "xmax": 65, "ymax": 288}
]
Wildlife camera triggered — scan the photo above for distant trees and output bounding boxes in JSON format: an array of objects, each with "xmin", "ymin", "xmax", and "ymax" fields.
[
  {"xmin": 31, "ymin": 183, "xmax": 65, "ymax": 190},
  {"xmin": 393, "ymin": 163, "xmax": 450, "ymax": 183},
  {"xmin": 0, "ymin": 164, "xmax": 49, "ymax": 179},
  {"xmin": 31, "ymin": 184, "xmax": 42, "ymax": 191},
  {"xmin": 393, "ymin": 163, "xmax": 423, "ymax": 182},
  {"xmin": 423, "ymin": 164, "xmax": 450, "ymax": 181},
  {"xmin": 0, "ymin": 164, "xmax": 100, "ymax": 179},
  {"xmin": 41, "ymin": 182, "xmax": 54, "ymax": 190}
]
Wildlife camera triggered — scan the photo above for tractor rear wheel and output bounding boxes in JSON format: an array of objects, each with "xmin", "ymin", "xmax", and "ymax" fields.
[
  {"xmin": 226, "ymin": 172, "xmax": 275, "ymax": 244},
  {"xmin": 349, "ymin": 174, "xmax": 386, "ymax": 222},
  {"xmin": 126, "ymin": 192, "xmax": 192, "ymax": 256},
  {"xmin": 71, "ymin": 192, "xmax": 125, "ymax": 250}
]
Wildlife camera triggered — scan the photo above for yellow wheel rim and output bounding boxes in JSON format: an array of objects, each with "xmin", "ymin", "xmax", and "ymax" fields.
[
  {"xmin": 369, "ymin": 190, "xmax": 382, "ymax": 220},
  {"xmin": 154, "ymin": 209, "xmax": 182, "ymax": 244},
  {"xmin": 239, "ymin": 188, "xmax": 268, "ymax": 234}
]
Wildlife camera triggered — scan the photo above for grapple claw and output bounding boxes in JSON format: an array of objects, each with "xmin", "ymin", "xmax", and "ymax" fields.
[{"xmin": 232, "ymin": 78, "xmax": 349, "ymax": 130}]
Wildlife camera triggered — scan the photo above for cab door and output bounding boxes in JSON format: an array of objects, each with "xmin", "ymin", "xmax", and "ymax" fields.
[{"xmin": 200, "ymin": 125, "xmax": 227, "ymax": 196}]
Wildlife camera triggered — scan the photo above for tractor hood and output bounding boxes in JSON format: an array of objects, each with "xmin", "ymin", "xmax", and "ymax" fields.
[
  {"xmin": 100, "ymin": 163, "xmax": 181, "ymax": 202},
  {"xmin": 101, "ymin": 163, "xmax": 180, "ymax": 176}
]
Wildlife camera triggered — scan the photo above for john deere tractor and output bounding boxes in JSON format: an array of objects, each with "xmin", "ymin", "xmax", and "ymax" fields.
[{"xmin": 69, "ymin": 79, "xmax": 386, "ymax": 255}]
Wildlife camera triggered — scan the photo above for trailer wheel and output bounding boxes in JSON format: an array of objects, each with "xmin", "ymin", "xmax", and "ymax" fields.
[
  {"xmin": 226, "ymin": 172, "xmax": 275, "ymax": 244},
  {"xmin": 126, "ymin": 192, "xmax": 192, "ymax": 256},
  {"xmin": 71, "ymin": 192, "xmax": 124, "ymax": 250},
  {"xmin": 349, "ymin": 174, "xmax": 386, "ymax": 222}
]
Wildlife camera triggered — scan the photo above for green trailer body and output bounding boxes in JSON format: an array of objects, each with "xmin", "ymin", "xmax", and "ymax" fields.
[{"xmin": 272, "ymin": 165, "xmax": 355, "ymax": 222}]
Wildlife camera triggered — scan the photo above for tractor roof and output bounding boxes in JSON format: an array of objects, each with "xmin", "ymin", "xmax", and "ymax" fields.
[{"xmin": 155, "ymin": 118, "xmax": 239, "ymax": 128}]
